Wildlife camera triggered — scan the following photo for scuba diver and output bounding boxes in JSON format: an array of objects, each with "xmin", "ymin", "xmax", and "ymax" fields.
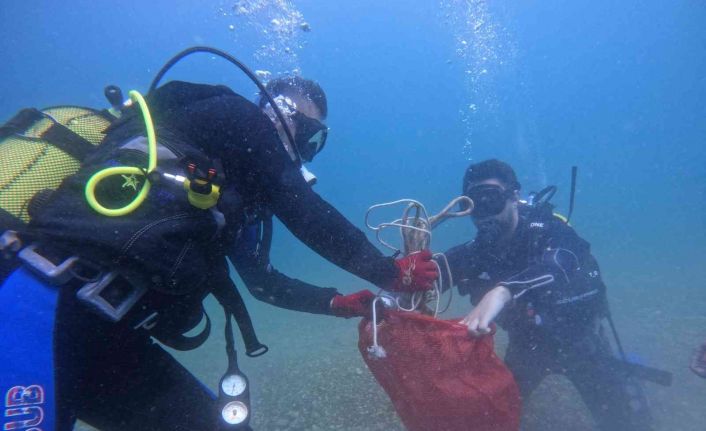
[
  {"xmin": 228, "ymin": 76, "xmax": 377, "ymax": 319},
  {"xmin": 0, "ymin": 48, "xmax": 437, "ymax": 431},
  {"xmin": 444, "ymin": 159, "xmax": 654, "ymax": 431}
]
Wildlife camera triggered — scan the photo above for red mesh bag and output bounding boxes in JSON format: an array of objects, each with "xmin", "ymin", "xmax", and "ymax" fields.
[{"xmin": 358, "ymin": 310, "xmax": 521, "ymax": 431}]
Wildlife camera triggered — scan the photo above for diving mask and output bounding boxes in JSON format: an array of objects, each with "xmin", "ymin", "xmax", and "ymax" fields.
[
  {"xmin": 266, "ymin": 95, "xmax": 328, "ymax": 163},
  {"xmin": 465, "ymin": 184, "xmax": 515, "ymax": 218},
  {"xmin": 292, "ymin": 111, "xmax": 328, "ymax": 162}
]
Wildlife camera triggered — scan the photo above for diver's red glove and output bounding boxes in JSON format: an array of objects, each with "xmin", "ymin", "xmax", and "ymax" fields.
[
  {"xmin": 330, "ymin": 290, "xmax": 376, "ymax": 318},
  {"xmin": 391, "ymin": 249, "xmax": 438, "ymax": 292}
]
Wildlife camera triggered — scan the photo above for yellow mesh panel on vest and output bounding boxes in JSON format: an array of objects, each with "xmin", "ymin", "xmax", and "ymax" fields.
[
  {"xmin": 0, "ymin": 107, "xmax": 112, "ymax": 222},
  {"xmin": 44, "ymin": 106, "xmax": 111, "ymax": 145}
]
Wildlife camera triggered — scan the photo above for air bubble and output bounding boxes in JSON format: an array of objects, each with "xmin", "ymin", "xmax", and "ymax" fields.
[{"xmin": 225, "ymin": 1, "xmax": 308, "ymax": 73}]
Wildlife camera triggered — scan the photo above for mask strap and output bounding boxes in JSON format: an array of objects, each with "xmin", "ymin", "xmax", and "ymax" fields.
[{"xmin": 263, "ymin": 96, "xmax": 299, "ymax": 162}]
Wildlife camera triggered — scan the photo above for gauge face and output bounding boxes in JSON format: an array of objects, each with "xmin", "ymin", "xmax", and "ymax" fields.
[
  {"xmin": 221, "ymin": 401, "xmax": 249, "ymax": 425},
  {"xmin": 221, "ymin": 374, "xmax": 247, "ymax": 397}
]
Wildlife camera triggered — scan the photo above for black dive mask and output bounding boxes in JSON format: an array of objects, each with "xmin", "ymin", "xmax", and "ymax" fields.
[
  {"xmin": 292, "ymin": 111, "xmax": 328, "ymax": 162},
  {"xmin": 465, "ymin": 184, "xmax": 515, "ymax": 219}
]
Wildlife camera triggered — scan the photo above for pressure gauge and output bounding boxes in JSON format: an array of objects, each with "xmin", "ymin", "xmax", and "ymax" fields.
[
  {"xmin": 221, "ymin": 400, "xmax": 249, "ymax": 425},
  {"xmin": 221, "ymin": 374, "xmax": 247, "ymax": 397}
]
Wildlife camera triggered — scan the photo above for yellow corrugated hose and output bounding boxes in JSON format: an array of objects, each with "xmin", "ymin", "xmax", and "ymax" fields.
[{"xmin": 84, "ymin": 90, "xmax": 157, "ymax": 217}]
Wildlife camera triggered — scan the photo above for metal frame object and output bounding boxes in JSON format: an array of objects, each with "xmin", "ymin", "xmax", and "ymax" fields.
[{"xmin": 18, "ymin": 244, "xmax": 79, "ymax": 285}]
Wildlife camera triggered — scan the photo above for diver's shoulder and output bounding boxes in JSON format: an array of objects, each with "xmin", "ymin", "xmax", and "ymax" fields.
[
  {"xmin": 155, "ymin": 80, "xmax": 237, "ymax": 97},
  {"xmin": 158, "ymin": 80, "xmax": 271, "ymax": 127},
  {"xmin": 520, "ymin": 204, "xmax": 591, "ymax": 252},
  {"xmin": 519, "ymin": 203, "xmax": 570, "ymax": 229},
  {"xmin": 151, "ymin": 80, "xmax": 255, "ymax": 111}
]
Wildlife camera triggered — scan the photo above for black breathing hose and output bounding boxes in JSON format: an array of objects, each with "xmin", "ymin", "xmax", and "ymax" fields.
[{"xmin": 147, "ymin": 46, "xmax": 301, "ymax": 162}]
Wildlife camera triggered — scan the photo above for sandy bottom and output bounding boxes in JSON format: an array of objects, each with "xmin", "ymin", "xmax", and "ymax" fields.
[{"xmin": 74, "ymin": 269, "xmax": 706, "ymax": 431}]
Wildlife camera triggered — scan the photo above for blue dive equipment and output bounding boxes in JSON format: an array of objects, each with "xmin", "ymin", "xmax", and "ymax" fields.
[{"xmin": 0, "ymin": 268, "xmax": 59, "ymax": 431}]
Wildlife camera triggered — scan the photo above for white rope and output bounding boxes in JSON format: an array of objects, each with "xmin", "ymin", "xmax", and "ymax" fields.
[
  {"xmin": 364, "ymin": 196, "xmax": 474, "ymax": 359},
  {"xmin": 433, "ymin": 253, "xmax": 454, "ymax": 314},
  {"xmin": 365, "ymin": 199, "xmax": 433, "ymax": 253}
]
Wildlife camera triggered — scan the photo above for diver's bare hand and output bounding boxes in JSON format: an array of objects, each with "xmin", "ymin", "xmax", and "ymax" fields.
[
  {"xmin": 460, "ymin": 286, "xmax": 511, "ymax": 337},
  {"xmin": 690, "ymin": 340, "xmax": 706, "ymax": 378}
]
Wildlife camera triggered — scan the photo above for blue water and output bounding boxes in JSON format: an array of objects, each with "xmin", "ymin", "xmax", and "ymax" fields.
[{"xmin": 2, "ymin": 1, "xmax": 705, "ymax": 430}]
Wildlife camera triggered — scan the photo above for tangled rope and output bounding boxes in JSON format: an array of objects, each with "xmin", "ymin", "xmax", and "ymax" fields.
[{"xmin": 365, "ymin": 196, "xmax": 474, "ymax": 358}]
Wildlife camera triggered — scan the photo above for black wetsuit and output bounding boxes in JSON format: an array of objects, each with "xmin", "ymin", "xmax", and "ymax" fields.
[
  {"xmin": 23, "ymin": 81, "xmax": 396, "ymax": 430},
  {"xmin": 445, "ymin": 204, "xmax": 653, "ymax": 431},
  {"xmin": 230, "ymin": 217, "xmax": 339, "ymax": 315}
]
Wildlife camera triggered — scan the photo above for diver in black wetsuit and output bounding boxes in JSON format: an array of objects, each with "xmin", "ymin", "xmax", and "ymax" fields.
[
  {"xmin": 9, "ymin": 73, "xmax": 437, "ymax": 430},
  {"xmin": 228, "ymin": 76, "xmax": 376, "ymax": 319},
  {"xmin": 445, "ymin": 159, "xmax": 653, "ymax": 431}
]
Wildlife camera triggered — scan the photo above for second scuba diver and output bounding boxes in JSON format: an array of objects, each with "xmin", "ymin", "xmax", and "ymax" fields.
[
  {"xmin": 0, "ymin": 49, "xmax": 438, "ymax": 430},
  {"xmin": 444, "ymin": 159, "xmax": 654, "ymax": 431}
]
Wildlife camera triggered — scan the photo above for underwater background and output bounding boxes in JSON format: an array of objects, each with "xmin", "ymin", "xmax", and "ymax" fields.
[{"xmin": 1, "ymin": 0, "xmax": 705, "ymax": 429}]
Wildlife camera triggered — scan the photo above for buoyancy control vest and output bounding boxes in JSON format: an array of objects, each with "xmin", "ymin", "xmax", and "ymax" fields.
[
  {"xmin": 30, "ymin": 122, "xmax": 228, "ymax": 294},
  {"xmin": 24, "ymin": 104, "xmax": 266, "ymax": 350},
  {"xmin": 0, "ymin": 90, "xmax": 259, "ymax": 342},
  {"xmin": 0, "ymin": 105, "xmax": 115, "ymax": 284}
]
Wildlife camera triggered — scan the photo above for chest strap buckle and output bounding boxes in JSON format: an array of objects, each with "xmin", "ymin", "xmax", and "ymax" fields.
[{"xmin": 77, "ymin": 271, "xmax": 147, "ymax": 322}]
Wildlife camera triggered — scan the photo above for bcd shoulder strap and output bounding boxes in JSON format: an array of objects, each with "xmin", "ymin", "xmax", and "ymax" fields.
[
  {"xmin": 41, "ymin": 120, "xmax": 96, "ymax": 161},
  {"xmin": 1, "ymin": 107, "xmax": 112, "ymax": 162},
  {"xmin": 0, "ymin": 108, "xmax": 45, "ymax": 138}
]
